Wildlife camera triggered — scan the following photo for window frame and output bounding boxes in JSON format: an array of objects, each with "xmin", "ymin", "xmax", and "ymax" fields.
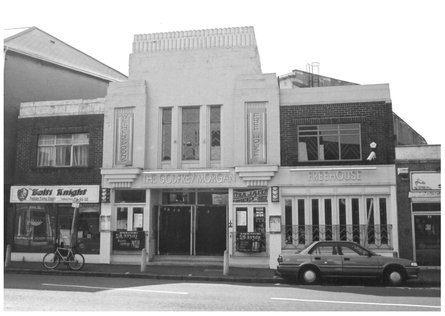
[
  {"xmin": 37, "ymin": 133, "xmax": 89, "ymax": 167},
  {"xmin": 297, "ymin": 123, "xmax": 362, "ymax": 162},
  {"xmin": 181, "ymin": 107, "xmax": 200, "ymax": 161}
]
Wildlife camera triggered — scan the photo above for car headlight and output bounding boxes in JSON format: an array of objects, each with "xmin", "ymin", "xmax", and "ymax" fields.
[{"xmin": 410, "ymin": 262, "xmax": 418, "ymax": 267}]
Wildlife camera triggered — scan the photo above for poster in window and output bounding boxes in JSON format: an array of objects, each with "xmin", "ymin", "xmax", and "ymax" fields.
[{"xmin": 236, "ymin": 209, "xmax": 247, "ymax": 226}]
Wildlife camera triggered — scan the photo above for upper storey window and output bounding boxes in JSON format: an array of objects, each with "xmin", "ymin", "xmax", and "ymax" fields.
[
  {"xmin": 37, "ymin": 133, "xmax": 89, "ymax": 167},
  {"xmin": 210, "ymin": 106, "xmax": 221, "ymax": 161},
  {"xmin": 161, "ymin": 108, "xmax": 172, "ymax": 161},
  {"xmin": 298, "ymin": 124, "xmax": 361, "ymax": 162},
  {"xmin": 182, "ymin": 107, "xmax": 200, "ymax": 161}
]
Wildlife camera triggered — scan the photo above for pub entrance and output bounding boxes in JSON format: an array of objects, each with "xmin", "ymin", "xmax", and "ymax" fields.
[
  {"xmin": 157, "ymin": 205, "xmax": 226, "ymax": 255},
  {"xmin": 156, "ymin": 190, "xmax": 228, "ymax": 256}
]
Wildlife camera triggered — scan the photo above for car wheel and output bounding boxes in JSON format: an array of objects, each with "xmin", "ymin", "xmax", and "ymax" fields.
[
  {"xmin": 385, "ymin": 268, "xmax": 405, "ymax": 286},
  {"xmin": 299, "ymin": 267, "xmax": 320, "ymax": 285}
]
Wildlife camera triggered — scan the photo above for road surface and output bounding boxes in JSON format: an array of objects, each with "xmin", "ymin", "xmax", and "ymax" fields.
[{"xmin": 4, "ymin": 273, "xmax": 441, "ymax": 311}]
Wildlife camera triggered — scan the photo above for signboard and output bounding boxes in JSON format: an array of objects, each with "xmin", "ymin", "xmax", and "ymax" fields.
[
  {"xmin": 236, "ymin": 232, "xmax": 265, "ymax": 252},
  {"xmin": 233, "ymin": 188, "xmax": 268, "ymax": 203},
  {"xmin": 144, "ymin": 171, "xmax": 235, "ymax": 187},
  {"xmin": 411, "ymin": 172, "xmax": 441, "ymax": 190},
  {"xmin": 10, "ymin": 185, "xmax": 100, "ymax": 203},
  {"xmin": 112, "ymin": 231, "xmax": 145, "ymax": 251},
  {"xmin": 269, "ymin": 216, "xmax": 282, "ymax": 233},
  {"xmin": 247, "ymin": 103, "xmax": 267, "ymax": 164}
]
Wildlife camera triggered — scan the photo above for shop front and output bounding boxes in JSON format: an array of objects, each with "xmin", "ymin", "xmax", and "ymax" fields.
[
  {"xmin": 9, "ymin": 185, "xmax": 101, "ymax": 261},
  {"xmin": 409, "ymin": 172, "xmax": 441, "ymax": 266},
  {"xmin": 277, "ymin": 166, "xmax": 398, "ymax": 256},
  {"xmin": 101, "ymin": 168, "xmax": 279, "ymax": 267}
]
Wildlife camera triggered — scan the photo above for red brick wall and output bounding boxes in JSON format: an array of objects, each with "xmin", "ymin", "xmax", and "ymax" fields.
[
  {"xmin": 14, "ymin": 114, "xmax": 104, "ymax": 185},
  {"xmin": 280, "ymin": 101, "xmax": 395, "ymax": 166}
]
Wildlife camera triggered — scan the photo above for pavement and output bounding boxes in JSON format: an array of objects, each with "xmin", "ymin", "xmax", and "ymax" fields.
[{"xmin": 4, "ymin": 261, "xmax": 441, "ymax": 287}]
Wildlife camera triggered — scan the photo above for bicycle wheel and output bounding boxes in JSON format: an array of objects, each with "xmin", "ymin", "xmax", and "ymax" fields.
[
  {"xmin": 68, "ymin": 253, "xmax": 85, "ymax": 271},
  {"xmin": 42, "ymin": 251, "xmax": 60, "ymax": 269}
]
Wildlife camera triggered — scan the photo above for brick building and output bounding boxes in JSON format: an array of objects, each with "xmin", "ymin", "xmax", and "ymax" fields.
[
  {"xmin": 4, "ymin": 27, "xmax": 126, "ymax": 253},
  {"xmin": 9, "ymin": 99, "xmax": 105, "ymax": 261},
  {"xmin": 276, "ymin": 84, "xmax": 399, "ymax": 258}
]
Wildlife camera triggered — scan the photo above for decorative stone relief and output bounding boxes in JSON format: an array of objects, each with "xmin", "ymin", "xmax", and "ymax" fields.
[{"xmin": 114, "ymin": 107, "xmax": 134, "ymax": 166}]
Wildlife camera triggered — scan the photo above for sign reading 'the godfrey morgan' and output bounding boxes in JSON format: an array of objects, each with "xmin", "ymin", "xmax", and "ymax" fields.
[{"xmin": 10, "ymin": 185, "xmax": 100, "ymax": 203}]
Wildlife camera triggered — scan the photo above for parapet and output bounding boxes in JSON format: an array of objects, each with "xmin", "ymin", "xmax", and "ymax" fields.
[{"xmin": 132, "ymin": 26, "xmax": 257, "ymax": 53}]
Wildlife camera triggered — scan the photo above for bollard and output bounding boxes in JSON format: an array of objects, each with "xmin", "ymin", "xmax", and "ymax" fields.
[
  {"xmin": 223, "ymin": 250, "xmax": 229, "ymax": 276},
  {"xmin": 5, "ymin": 244, "xmax": 11, "ymax": 267},
  {"xmin": 141, "ymin": 248, "xmax": 147, "ymax": 272}
]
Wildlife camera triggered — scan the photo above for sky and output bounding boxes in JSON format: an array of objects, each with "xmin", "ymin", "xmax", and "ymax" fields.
[{"xmin": 2, "ymin": 0, "xmax": 444, "ymax": 145}]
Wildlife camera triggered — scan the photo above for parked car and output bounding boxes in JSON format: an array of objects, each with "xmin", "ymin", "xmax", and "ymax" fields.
[{"xmin": 276, "ymin": 241, "xmax": 419, "ymax": 286}]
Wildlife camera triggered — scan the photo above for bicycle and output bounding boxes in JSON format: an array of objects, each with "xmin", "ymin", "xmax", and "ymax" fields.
[{"xmin": 42, "ymin": 243, "xmax": 85, "ymax": 271}]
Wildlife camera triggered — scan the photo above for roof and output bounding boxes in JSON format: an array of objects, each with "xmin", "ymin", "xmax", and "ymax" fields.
[{"xmin": 4, "ymin": 27, "xmax": 127, "ymax": 82}]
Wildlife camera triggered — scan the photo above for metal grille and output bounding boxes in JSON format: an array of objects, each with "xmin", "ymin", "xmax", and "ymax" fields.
[{"xmin": 282, "ymin": 224, "xmax": 392, "ymax": 249}]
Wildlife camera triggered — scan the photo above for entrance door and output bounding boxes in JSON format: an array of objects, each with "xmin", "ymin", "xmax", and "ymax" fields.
[
  {"xmin": 195, "ymin": 206, "xmax": 226, "ymax": 255},
  {"xmin": 414, "ymin": 215, "xmax": 440, "ymax": 266},
  {"xmin": 158, "ymin": 206, "xmax": 191, "ymax": 255},
  {"xmin": 158, "ymin": 205, "xmax": 226, "ymax": 256}
]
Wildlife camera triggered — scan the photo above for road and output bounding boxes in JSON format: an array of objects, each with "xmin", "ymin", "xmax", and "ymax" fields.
[{"xmin": 4, "ymin": 273, "xmax": 441, "ymax": 311}]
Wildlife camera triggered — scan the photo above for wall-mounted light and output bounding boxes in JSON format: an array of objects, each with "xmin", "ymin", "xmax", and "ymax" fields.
[
  {"xmin": 366, "ymin": 142, "xmax": 377, "ymax": 161},
  {"xmin": 228, "ymin": 220, "xmax": 233, "ymax": 228}
]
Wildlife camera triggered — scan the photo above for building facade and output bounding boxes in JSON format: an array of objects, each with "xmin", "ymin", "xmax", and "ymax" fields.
[
  {"xmin": 277, "ymin": 85, "xmax": 398, "ymax": 259},
  {"xmin": 395, "ymin": 145, "xmax": 441, "ymax": 266},
  {"xmin": 9, "ymin": 99, "xmax": 105, "ymax": 263},
  {"xmin": 4, "ymin": 27, "xmax": 127, "ymax": 252},
  {"xmin": 9, "ymin": 26, "xmax": 436, "ymax": 268}
]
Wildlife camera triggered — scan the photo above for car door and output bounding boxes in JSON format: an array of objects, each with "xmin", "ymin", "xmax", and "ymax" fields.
[
  {"xmin": 309, "ymin": 242, "xmax": 342, "ymax": 276},
  {"xmin": 339, "ymin": 242, "xmax": 380, "ymax": 276}
]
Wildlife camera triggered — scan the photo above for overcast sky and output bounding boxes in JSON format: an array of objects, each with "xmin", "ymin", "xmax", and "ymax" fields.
[{"xmin": 2, "ymin": 0, "xmax": 444, "ymax": 145}]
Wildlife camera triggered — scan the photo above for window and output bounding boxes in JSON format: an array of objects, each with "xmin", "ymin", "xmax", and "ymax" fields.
[
  {"xmin": 309, "ymin": 243, "xmax": 338, "ymax": 255},
  {"xmin": 161, "ymin": 108, "xmax": 172, "ymax": 161},
  {"xmin": 210, "ymin": 106, "xmax": 221, "ymax": 161},
  {"xmin": 37, "ymin": 133, "xmax": 89, "ymax": 167},
  {"xmin": 298, "ymin": 124, "xmax": 361, "ymax": 161},
  {"xmin": 182, "ymin": 107, "xmax": 200, "ymax": 160}
]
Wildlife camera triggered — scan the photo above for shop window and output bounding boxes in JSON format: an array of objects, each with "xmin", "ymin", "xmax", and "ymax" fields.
[
  {"xmin": 162, "ymin": 191, "xmax": 196, "ymax": 204},
  {"xmin": 210, "ymin": 106, "xmax": 221, "ymax": 161},
  {"xmin": 284, "ymin": 199, "xmax": 293, "ymax": 244},
  {"xmin": 182, "ymin": 107, "xmax": 200, "ymax": 160},
  {"xmin": 117, "ymin": 207, "xmax": 128, "ymax": 231},
  {"xmin": 339, "ymin": 198, "xmax": 347, "ymax": 241},
  {"xmin": 297, "ymin": 124, "xmax": 361, "ymax": 162},
  {"xmin": 37, "ymin": 133, "xmax": 89, "ymax": 167},
  {"xmin": 197, "ymin": 191, "xmax": 227, "ymax": 205},
  {"xmin": 324, "ymin": 199, "xmax": 333, "ymax": 240},
  {"xmin": 297, "ymin": 199, "xmax": 305, "ymax": 244},
  {"xmin": 161, "ymin": 108, "xmax": 172, "ymax": 161},
  {"xmin": 352, "ymin": 198, "xmax": 360, "ymax": 243},
  {"xmin": 379, "ymin": 198, "xmax": 388, "ymax": 245},
  {"xmin": 14, "ymin": 205, "xmax": 55, "ymax": 252},
  {"xmin": 311, "ymin": 199, "xmax": 319, "ymax": 241},
  {"xmin": 13, "ymin": 204, "xmax": 100, "ymax": 254}
]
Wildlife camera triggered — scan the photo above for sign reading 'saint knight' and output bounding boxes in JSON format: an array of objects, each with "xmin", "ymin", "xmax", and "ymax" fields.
[{"xmin": 10, "ymin": 185, "xmax": 100, "ymax": 203}]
